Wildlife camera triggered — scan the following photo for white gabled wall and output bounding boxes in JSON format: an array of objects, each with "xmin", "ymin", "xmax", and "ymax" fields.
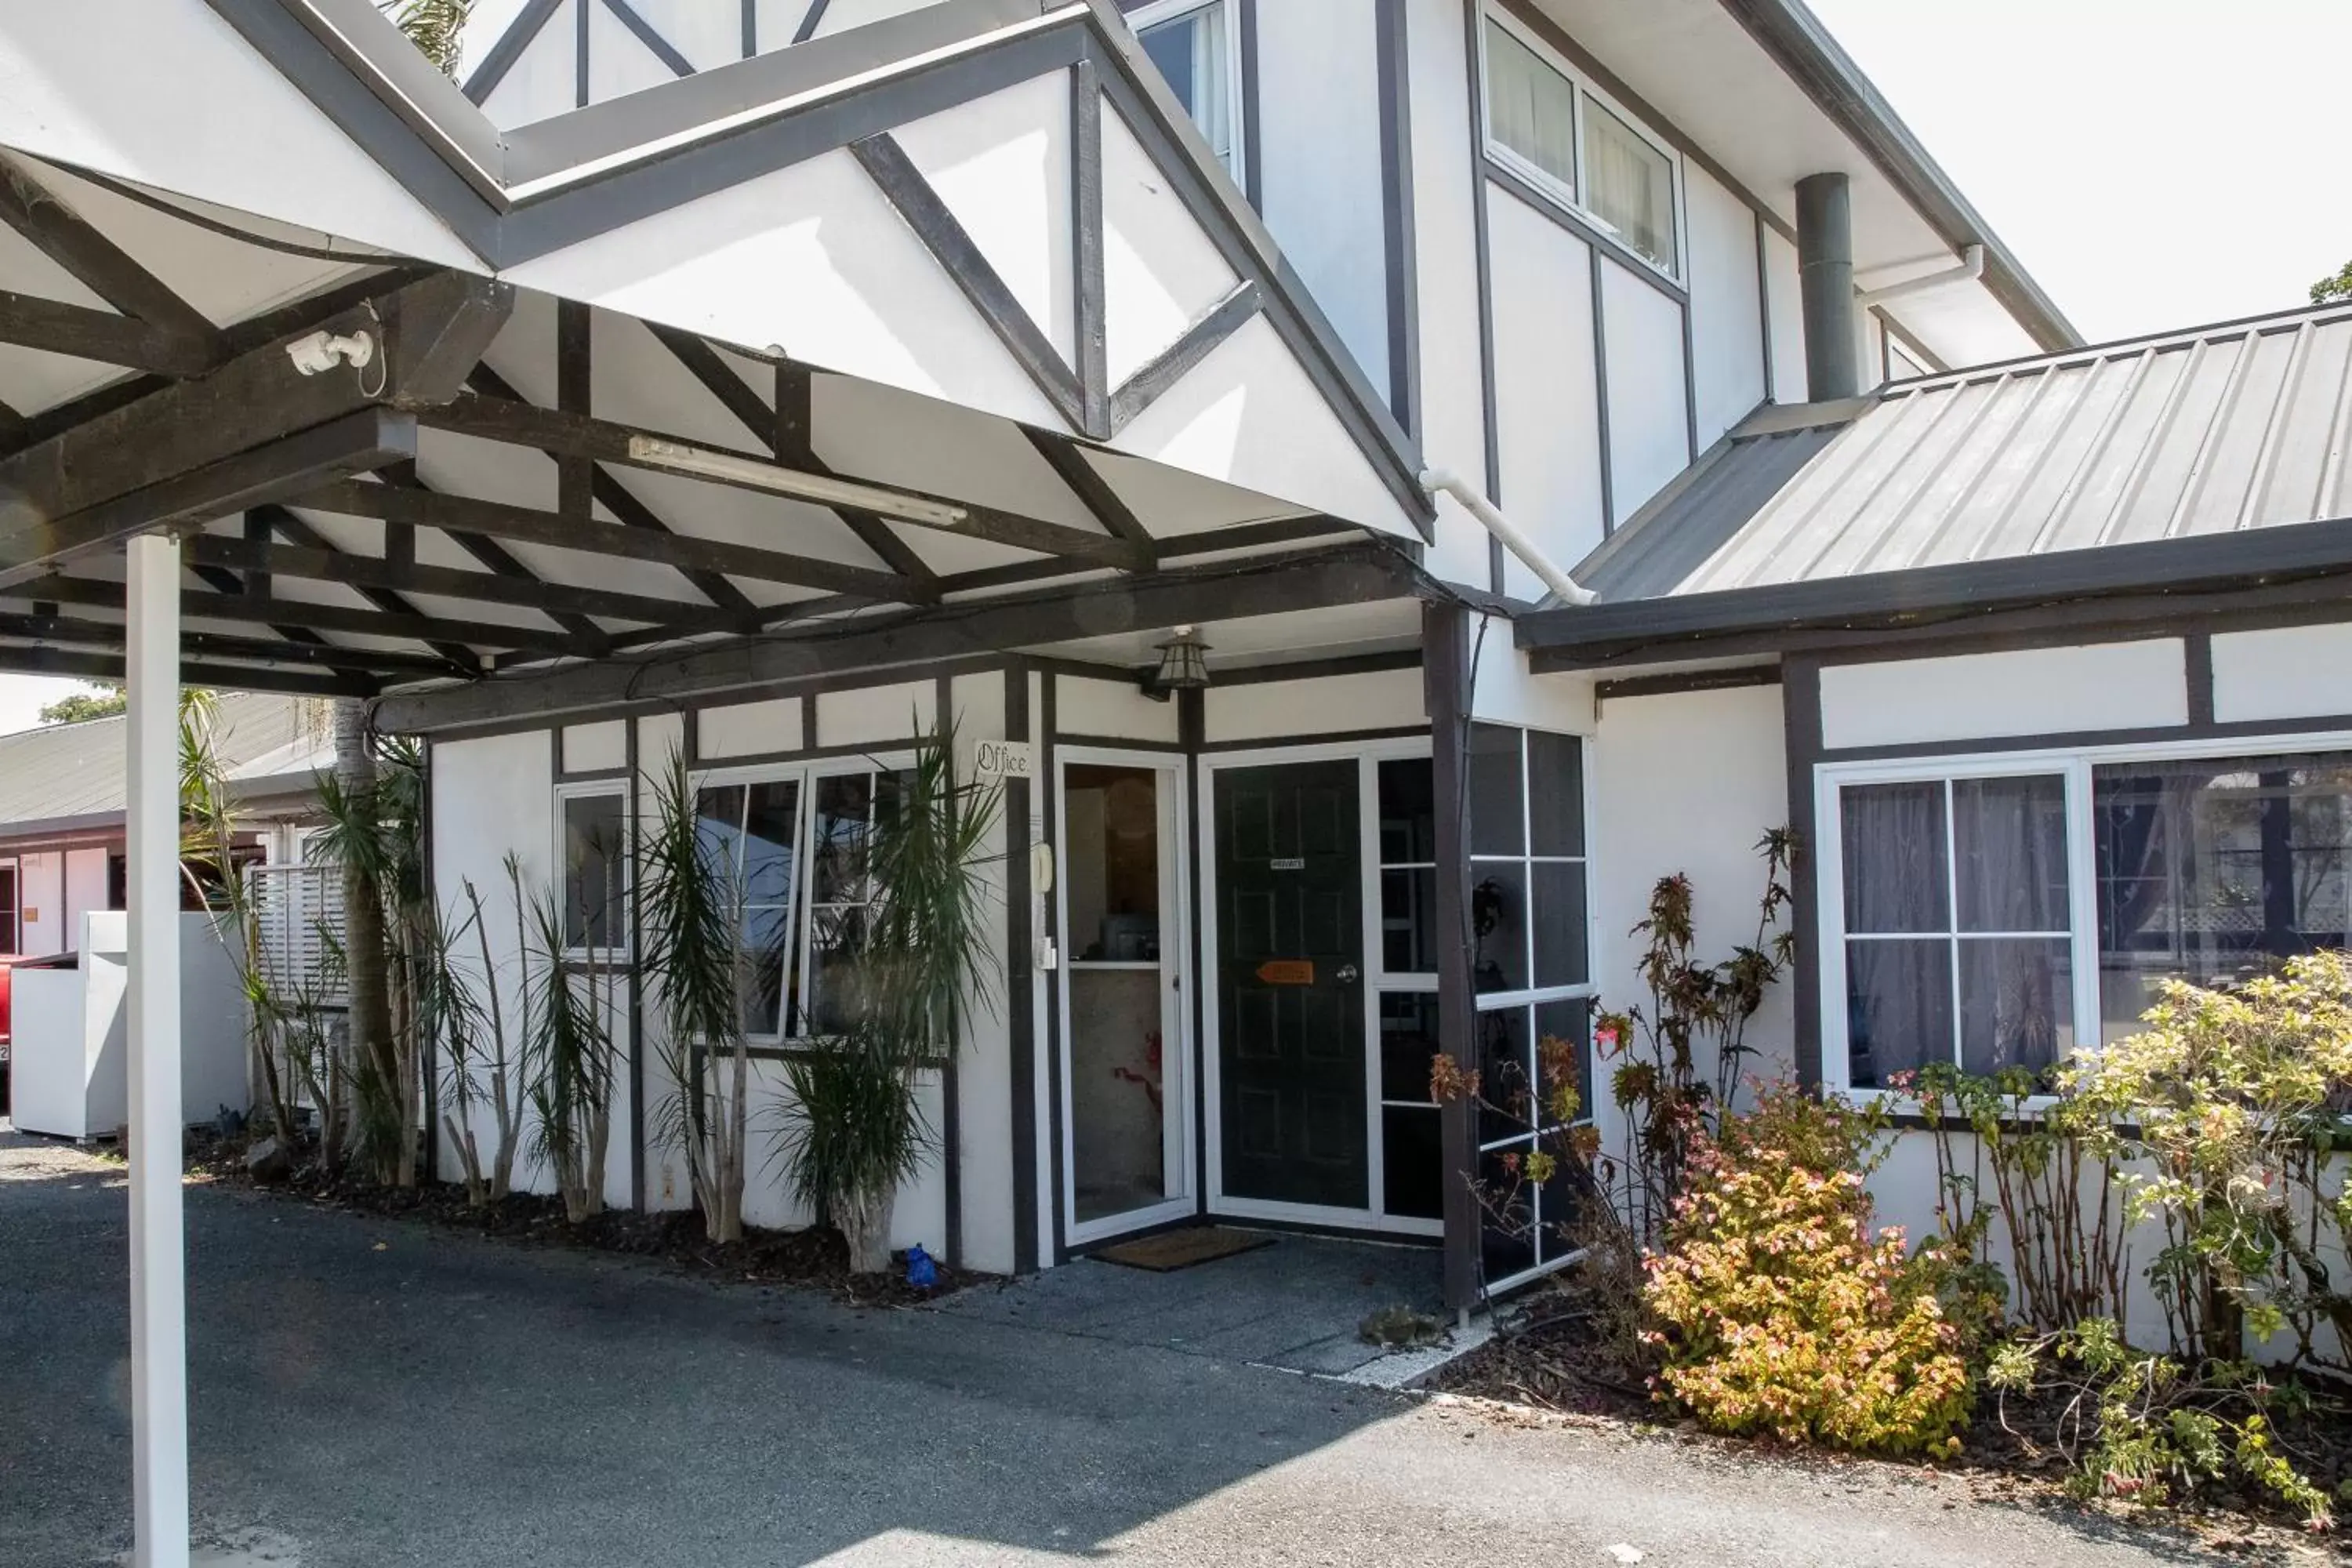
[
  {"xmin": 1254, "ymin": 0, "xmax": 1395, "ymax": 403},
  {"xmin": 1486, "ymin": 189, "xmax": 1604, "ymax": 601},
  {"xmin": 1599, "ymin": 259, "xmax": 1693, "ymax": 521},
  {"xmin": 1685, "ymin": 165, "xmax": 1768, "ymax": 448}
]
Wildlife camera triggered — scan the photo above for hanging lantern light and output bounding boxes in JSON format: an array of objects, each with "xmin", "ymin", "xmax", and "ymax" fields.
[{"xmin": 1146, "ymin": 625, "xmax": 1211, "ymax": 697}]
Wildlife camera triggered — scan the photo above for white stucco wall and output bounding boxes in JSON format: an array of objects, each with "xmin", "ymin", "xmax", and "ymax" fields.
[{"xmin": 1818, "ymin": 640, "xmax": 2190, "ymax": 750}]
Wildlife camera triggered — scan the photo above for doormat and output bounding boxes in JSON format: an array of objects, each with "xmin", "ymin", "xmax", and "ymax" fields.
[{"xmin": 1093, "ymin": 1226, "xmax": 1276, "ymax": 1273}]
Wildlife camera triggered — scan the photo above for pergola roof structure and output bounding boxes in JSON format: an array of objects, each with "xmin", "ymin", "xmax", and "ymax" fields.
[{"xmin": 0, "ymin": 0, "xmax": 1445, "ymax": 722}]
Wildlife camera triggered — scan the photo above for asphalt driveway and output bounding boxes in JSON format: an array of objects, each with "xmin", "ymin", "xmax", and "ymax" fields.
[{"xmin": 0, "ymin": 1128, "xmax": 2278, "ymax": 1566}]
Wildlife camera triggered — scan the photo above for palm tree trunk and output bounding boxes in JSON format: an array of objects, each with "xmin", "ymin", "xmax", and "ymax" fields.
[{"xmin": 333, "ymin": 698, "xmax": 400, "ymax": 1182}]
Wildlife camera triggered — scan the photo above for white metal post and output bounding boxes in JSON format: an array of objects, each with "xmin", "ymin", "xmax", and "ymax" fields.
[{"xmin": 126, "ymin": 530, "xmax": 189, "ymax": 1568}]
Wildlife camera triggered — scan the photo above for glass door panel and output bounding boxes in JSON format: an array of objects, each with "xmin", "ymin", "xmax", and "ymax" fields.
[{"xmin": 1063, "ymin": 762, "xmax": 1186, "ymax": 1234}]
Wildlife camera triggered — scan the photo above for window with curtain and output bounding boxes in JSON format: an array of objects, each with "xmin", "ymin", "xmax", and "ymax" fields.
[
  {"xmin": 1838, "ymin": 775, "xmax": 2073, "ymax": 1088},
  {"xmin": 1135, "ymin": 0, "xmax": 1237, "ymax": 176},
  {"xmin": 1831, "ymin": 746, "xmax": 2352, "ymax": 1090},
  {"xmin": 1483, "ymin": 18, "xmax": 1577, "ymax": 195},
  {"xmin": 1580, "ymin": 98, "xmax": 1675, "ymax": 273},
  {"xmin": 1479, "ymin": 9, "xmax": 1680, "ymax": 279}
]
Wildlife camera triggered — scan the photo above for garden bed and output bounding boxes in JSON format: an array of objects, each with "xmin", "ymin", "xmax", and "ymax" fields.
[
  {"xmin": 187, "ymin": 1132, "xmax": 980, "ymax": 1308},
  {"xmin": 1432, "ymin": 1279, "xmax": 2352, "ymax": 1550}
]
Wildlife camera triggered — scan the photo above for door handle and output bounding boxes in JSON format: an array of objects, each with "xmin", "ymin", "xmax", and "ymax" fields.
[{"xmin": 1335, "ymin": 964, "xmax": 1359, "ymax": 985}]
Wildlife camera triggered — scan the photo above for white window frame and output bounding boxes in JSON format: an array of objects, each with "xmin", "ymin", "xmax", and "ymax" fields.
[
  {"xmin": 1128, "ymin": 0, "xmax": 1247, "ymax": 183},
  {"xmin": 1475, "ymin": 3, "xmax": 1686, "ymax": 283},
  {"xmin": 553, "ymin": 779, "xmax": 632, "ymax": 963},
  {"xmin": 1817, "ymin": 726, "xmax": 2352, "ymax": 1106},
  {"xmin": 684, "ymin": 750, "xmax": 917, "ymax": 1046}
]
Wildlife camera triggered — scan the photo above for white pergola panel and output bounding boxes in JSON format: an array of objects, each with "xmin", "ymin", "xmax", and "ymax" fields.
[
  {"xmin": 0, "ymin": 341, "xmax": 121, "ymax": 419},
  {"xmin": 0, "ymin": 0, "xmax": 479, "ymax": 267},
  {"xmin": 501, "ymin": 145, "xmax": 1072, "ymax": 432},
  {"xmin": 818, "ymin": 374, "xmax": 1102, "ymax": 534}
]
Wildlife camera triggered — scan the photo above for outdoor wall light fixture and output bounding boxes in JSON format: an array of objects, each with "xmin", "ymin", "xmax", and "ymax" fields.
[
  {"xmin": 625, "ymin": 436, "xmax": 971, "ymax": 529},
  {"xmin": 1142, "ymin": 625, "xmax": 1211, "ymax": 701}
]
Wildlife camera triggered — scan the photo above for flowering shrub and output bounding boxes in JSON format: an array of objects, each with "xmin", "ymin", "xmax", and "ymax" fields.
[{"xmin": 1642, "ymin": 1086, "xmax": 1973, "ymax": 1455}]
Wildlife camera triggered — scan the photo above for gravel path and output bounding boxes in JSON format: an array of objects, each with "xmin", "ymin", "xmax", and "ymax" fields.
[{"xmin": 0, "ymin": 1127, "xmax": 2297, "ymax": 1567}]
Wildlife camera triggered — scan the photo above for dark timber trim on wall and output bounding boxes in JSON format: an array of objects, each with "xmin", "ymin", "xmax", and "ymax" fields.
[
  {"xmin": 1005, "ymin": 663, "xmax": 1039, "ymax": 1273},
  {"xmin": 1374, "ymin": 0, "xmax": 1421, "ymax": 437},
  {"xmin": 1423, "ymin": 601, "xmax": 1479, "ymax": 1315},
  {"xmin": 1038, "ymin": 670, "xmax": 1064, "ymax": 1263},
  {"xmin": 1781, "ymin": 655, "xmax": 1824, "ymax": 1091}
]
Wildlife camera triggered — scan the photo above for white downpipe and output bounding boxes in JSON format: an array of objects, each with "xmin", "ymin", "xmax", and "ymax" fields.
[
  {"xmin": 126, "ymin": 532, "xmax": 189, "ymax": 1568},
  {"xmin": 1857, "ymin": 243, "xmax": 1986, "ymax": 309},
  {"xmin": 1419, "ymin": 468, "xmax": 1595, "ymax": 607}
]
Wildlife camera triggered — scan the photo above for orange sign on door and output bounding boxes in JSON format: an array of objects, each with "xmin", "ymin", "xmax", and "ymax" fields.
[{"xmin": 1254, "ymin": 959, "xmax": 1315, "ymax": 985}]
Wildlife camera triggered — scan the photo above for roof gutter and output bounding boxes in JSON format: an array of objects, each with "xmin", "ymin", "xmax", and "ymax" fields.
[{"xmin": 1716, "ymin": 0, "xmax": 2081, "ymax": 352}]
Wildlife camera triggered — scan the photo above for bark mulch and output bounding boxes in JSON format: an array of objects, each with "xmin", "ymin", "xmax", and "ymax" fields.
[
  {"xmin": 1432, "ymin": 1280, "xmax": 2352, "ymax": 1556},
  {"xmin": 184, "ymin": 1133, "xmax": 980, "ymax": 1308}
]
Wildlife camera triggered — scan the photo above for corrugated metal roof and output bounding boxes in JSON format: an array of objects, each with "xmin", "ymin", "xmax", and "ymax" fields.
[
  {"xmin": 0, "ymin": 693, "xmax": 332, "ymax": 834},
  {"xmin": 1574, "ymin": 303, "xmax": 2352, "ymax": 604}
]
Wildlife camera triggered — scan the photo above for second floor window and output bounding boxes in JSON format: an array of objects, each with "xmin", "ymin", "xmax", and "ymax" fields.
[
  {"xmin": 1480, "ymin": 11, "xmax": 1681, "ymax": 279},
  {"xmin": 1132, "ymin": 0, "xmax": 1240, "ymax": 180}
]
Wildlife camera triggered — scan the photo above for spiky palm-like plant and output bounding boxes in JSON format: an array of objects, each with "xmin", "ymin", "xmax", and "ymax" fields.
[
  {"xmin": 639, "ymin": 745, "xmax": 760, "ymax": 1243},
  {"xmin": 781, "ymin": 717, "xmax": 1001, "ymax": 1273},
  {"xmin": 520, "ymin": 877, "xmax": 618, "ymax": 1222}
]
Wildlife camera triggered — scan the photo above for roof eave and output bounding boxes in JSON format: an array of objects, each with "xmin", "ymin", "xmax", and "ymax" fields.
[
  {"xmin": 1520, "ymin": 515, "xmax": 2352, "ymax": 665},
  {"xmin": 1717, "ymin": 0, "xmax": 2082, "ymax": 354}
]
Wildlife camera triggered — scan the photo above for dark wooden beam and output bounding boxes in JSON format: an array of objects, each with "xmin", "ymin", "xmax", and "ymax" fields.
[
  {"xmin": 1423, "ymin": 599, "xmax": 1479, "ymax": 1316},
  {"xmin": 0, "ymin": 606, "xmax": 459, "ymax": 677},
  {"xmin": 1022, "ymin": 429, "xmax": 1152, "ymax": 548},
  {"xmin": 849, "ymin": 132, "xmax": 1087, "ymax": 431},
  {"xmin": 375, "ymin": 542, "xmax": 1421, "ymax": 731},
  {"xmin": 468, "ymin": 360, "xmax": 765, "ymax": 616},
  {"xmin": 376, "ymin": 464, "xmax": 611, "ymax": 652},
  {"xmin": 771, "ymin": 360, "xmax": 940, "ymax": 586},
  {"xmin": 187, "ymin": 533, "xmax": 714, "ymax": 627},
  {"xmin": 419, "ymin": 390, "xmax": 1152, "ymax": 570},
  {"xmin": 0, "ymin": 289, "xmax": 216, "ymax": 377},
  {"xmin": 1108, "ymin": 282, "xmax": 1261, "ymax": 437},
  {"xmin": 0, "ymin": 271, "xmax": 510, "ymax": 534},
  {"xmin": 301, "ymin": 478, "xmax": 923, "ymax": 602},
  {"xmin": 0, "ymin": 641, "xmax": 379, "ymax": 699},
  {"xmin": 0, "ymin": 155, "xmax": 219, "ymax": 342},
  {"xmin": 259, "ymin": 501, "xmax": 495, "ymax": 670},
  {"xmin": 24, "ymin": 572, "xmax": 583, "ymax": 658},
  {"xmin": 0, "ymin": 408, "xmax": 417, "ymax": 591}
]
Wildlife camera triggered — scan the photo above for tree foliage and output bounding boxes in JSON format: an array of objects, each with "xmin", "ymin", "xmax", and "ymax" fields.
[
  {"xmin": 377, "ymin": 0, "xmax": 470, "ymax": 76},
  {"xmin": 2313, "ymin": 260, "xmax": 2352, "ymax": 305},
  {"xmin": 39, "ymin": 684, "xmax": 126, "ymax": 725}
]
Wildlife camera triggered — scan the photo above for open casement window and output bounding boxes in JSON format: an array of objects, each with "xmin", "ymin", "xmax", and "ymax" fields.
[
  {"xmin": 1131, "ymin": 0, "xmax": 1243, "ymax": 180},
  {"xmin": 693, "ymin": 777, "xmax": 805, "ymax": 1040},
  {"xmin": 1825, "ymin": 741, "xmax": 2352, "ymax": 1094},
  {"xmin": 1466, "ymin": 723, "xmax": 1594, "ymax": 1290},
  {"xmin": 1479, "ymin": 9, "xmax": 1682, "ymax": 279},
  {"xmin": 557, "ymin": 784, "xmax": 630, "ymax": 958},
  {"xmin": 686, "ymin": 760, "xmax": 910, "ymax": 1042}
]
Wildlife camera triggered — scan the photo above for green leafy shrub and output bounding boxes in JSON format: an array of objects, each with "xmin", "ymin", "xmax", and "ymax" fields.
[
  {"xmin": 2063, "ymin": 952, "xmax": 2352, "ymax": 1367},
  {"xmin": 1987, "ymin": 1319, "xmax": 2333, "ymax": 1529},
  {"xmin": 1642, "ymin": 1085, "xmax": 1973, "ymax": 1455}
]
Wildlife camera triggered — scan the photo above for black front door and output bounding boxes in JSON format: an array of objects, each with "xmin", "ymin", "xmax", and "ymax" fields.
[{"xmin": 1214, "ymin": 760, "xmax": 1367, "ymax": 1209}]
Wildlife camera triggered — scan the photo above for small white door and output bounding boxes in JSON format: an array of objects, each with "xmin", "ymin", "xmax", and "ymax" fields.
[{"xmin": 1057, "ymin": 750, "xmax": 1193, "ymax": 1246}]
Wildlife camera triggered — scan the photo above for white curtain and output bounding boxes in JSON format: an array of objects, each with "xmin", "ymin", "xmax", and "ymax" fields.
[
  {"xmin": 1581, "ymin": 99, "xmax": 1675, "ymax": 269},
  {"xmin": 1483, "ymin": 20, "xmax": 1577, "ymax": 193}
]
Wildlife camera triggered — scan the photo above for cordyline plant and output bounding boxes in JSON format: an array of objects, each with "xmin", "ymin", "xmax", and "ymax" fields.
[
  {"xmin": 431, "ymin": 865, "xmax": 524, "ymax": 1207},
  {"xmin": 178, "ymin": 688, "xmax": 302, "ymax": 1144},
  {"xmin": 780, "ymin": 719, "xmax": 1001, "ymax": 1273},
  {"xmin": 520, "ymin": 866, "xmax": 619, "ymax": 1224},
  {"xmin": 1595, "ymin": 830, "xmax": 1795, "ymax": 1246},
  {"xmin": 640, "ymin": 745, "xmax": 761, "ymax": 1244}
]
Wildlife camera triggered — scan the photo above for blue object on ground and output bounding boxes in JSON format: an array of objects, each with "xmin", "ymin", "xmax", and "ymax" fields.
[{"xmin": 906, "ymin": 1243, "xmax": 938, "ymax": 1290}]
